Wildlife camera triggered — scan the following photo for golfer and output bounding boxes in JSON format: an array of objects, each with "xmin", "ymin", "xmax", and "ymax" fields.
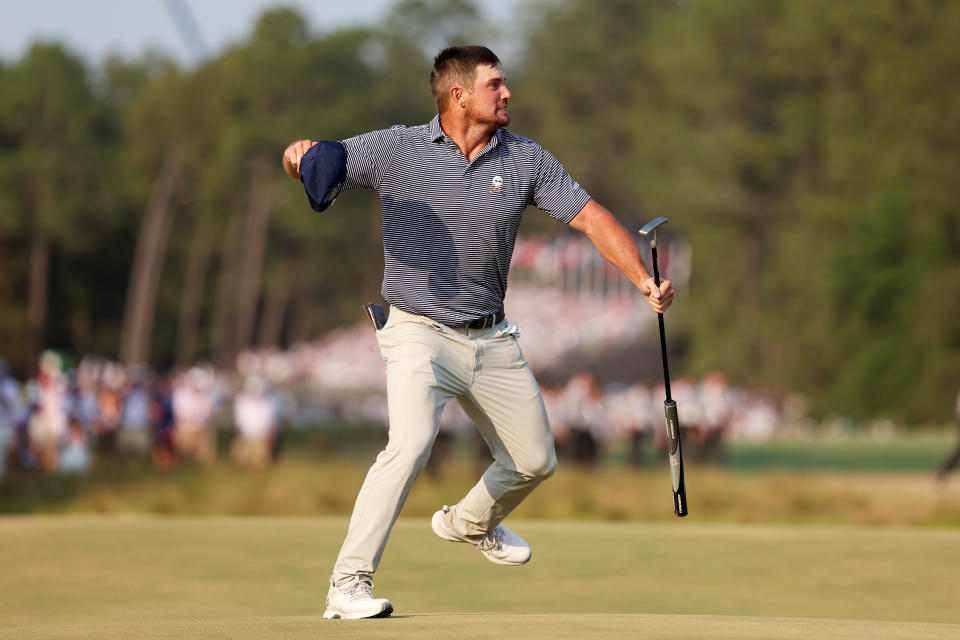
[{"xmin": 282, "ymin": 45, "xmax": 675, "ymax": 619}]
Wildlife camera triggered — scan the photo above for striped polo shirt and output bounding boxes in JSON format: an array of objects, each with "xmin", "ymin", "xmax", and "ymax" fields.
[{"xmin": 340, "ymin": 114, "xmax": 591, "ymax": 326}]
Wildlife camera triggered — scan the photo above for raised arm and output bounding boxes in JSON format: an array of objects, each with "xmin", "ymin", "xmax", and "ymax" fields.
[
  {"xmin": 569, "ymin": 199, "xmax": 675, "ymax": 314},
  {"xmin": 282, "ymin": 139, "xmax": 348, "ymax": 213}
]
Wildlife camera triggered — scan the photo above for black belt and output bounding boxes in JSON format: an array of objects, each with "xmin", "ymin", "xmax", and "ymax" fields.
[{"xmin": 460, "ymin": 310, "xmax": 505, "ymax": 330}]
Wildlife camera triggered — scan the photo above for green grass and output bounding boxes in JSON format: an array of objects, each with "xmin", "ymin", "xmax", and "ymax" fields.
[
  {"xmin": 4, "ymin": 460, "xmax": 960, "ymax": 526},
  {"xmin": 1, "ymin": 516, "xmax": 959, "ymax": 639},
  {"xmin": 0, "ymin": 473, "xmax": 957, "ymax": 528},
  {"xmin": 287, "ymin": 425, "xmax": 957, "ymax": 472},
  {"xmin": 4, "ymin": 427, "xmax": 960, "ymax": 525},
  {"xmin": 724, "ymin": 430, "xmax": 955, "ymax": 472}
]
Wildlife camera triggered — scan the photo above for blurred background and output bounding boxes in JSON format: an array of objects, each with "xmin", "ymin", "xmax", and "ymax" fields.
[{"xmin": 1, "ymin": 0, "xmax": 958, "ymax": 522}]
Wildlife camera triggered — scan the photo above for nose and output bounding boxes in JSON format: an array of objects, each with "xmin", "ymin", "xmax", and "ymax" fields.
[{"xmin": 502, "ymin": 84, "xmax": 511, "ymax": 101}]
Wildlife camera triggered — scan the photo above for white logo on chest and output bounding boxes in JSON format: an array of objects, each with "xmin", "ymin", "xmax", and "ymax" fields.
[{"xmin": 489, "ymin": 175, "xmax": 504, "ymax": 194}]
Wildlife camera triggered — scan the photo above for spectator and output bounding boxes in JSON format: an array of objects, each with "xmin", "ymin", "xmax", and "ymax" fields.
[
  {"xmin": 563, "ymin": 372, "xmax": 604, "ymax": 465},
  {"xmin": 541, "ymin": 385, "xmax": 571, "ymax": 459},
  {"xmin": 150, "ymin": 375, "xmax": 177, "ymax": 469},
  {"xmin": 734, "ymin": 397, "xmax": 780, "ymax": 441},
  {"xmin": 28, "ymin": 352, "xmax": 69, "ymax": 472},
  {"xmin": 231, "ymin": 376, "xmax": 278, "ymax": 470},
  {"xmin": 94, "ymin": 363, "xmax": 125, "ymax": 456},
  {"xmin": 59, "ymin": 417, "xmax": 91, "ymax": 475},
  {"xmin": 173, "ymin": 368, "xmax": 217, "ymax": 465},
  {"xmin": 69, "ymin": 368, "xmax": 99, "ymax": 440},
  {"xmin": 607, "ymin": 382, "xmax": 653, "ymax": 467},
  {"xmin": 699, "ymin": 371, "xmax": 733, "ymax": 464},
  {"xmin": 0, "ymin": 359, "xmax": 24, "ymax": 481},
  {"xmin": 671, "ymin": 376, "xmax": 703, "ymax": 451},
  {"xmin": 118, "ymin": 378, "xmax": 153, "ymax": 459}
]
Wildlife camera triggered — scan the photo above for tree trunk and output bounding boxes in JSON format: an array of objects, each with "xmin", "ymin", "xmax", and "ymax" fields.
[
  {"xmin": 120, "ymin": 148, "xmax": 183, "ymax": 366},
  {"xmin": 210, "ymin": 206, "xmax": 245, "ymax": 369},
  {"xmin": 26, "ymin": 236, "xmax": 50, "ymax": 377},
  {"xmin": 174, "ymin": 226, "xmax": 212, "ymax": 367},
  {"xmin": 257, "ymin": 260, "xmax": 295, "ymax": 348},
  {"xmin": 233, "ymin": 155, "xmax": 274, "ymax": 354},
  {"xmin": 287, "ymin": 297, "xmax": 311, "ymax": 347}
]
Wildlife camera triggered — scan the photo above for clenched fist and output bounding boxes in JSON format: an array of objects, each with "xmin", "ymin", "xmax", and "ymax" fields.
[
  {"xmin": 282, "ymin": 139, "xmax": 318, "ymax": 179},
  {"xmin": 640, "ymin": 277, "xmax": 674, "ymax": 314}
]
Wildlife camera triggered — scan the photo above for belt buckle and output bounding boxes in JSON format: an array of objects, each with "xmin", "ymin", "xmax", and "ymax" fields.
[{"xmin": 467, "ymin": 312, "xmax": 498, "ymax": 330}]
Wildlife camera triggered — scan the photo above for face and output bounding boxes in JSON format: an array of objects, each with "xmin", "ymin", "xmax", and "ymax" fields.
[{"xmin": 463, "ymin": 64, "xmax": 511, "ymax": 127}]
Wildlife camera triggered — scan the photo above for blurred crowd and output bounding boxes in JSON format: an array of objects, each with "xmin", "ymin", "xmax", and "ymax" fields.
[
  {"xmin": 427, "ymin": 370, "xmax": 784, "ymax": 468},
  {"xmin": 1, "ymin": 265, "xmax": 807, "ymax": 482},
  {"xmin": 0, "ymin": 347, "xmax": 794, "ymax": 482},
  {"xmin": 0, "ymin": 353, "xmax": 281, "ymax": 480},
  {"xmin": 540, "ymin": 371, "xmax": 779, "ymax": 466},
  {"xmin": 233, "ymin": 282, "xmax": 660, "ymax": 398},
  {"xmin": 229, "ymin": 235, "xmax": 692, "ymax": 394},
  {"xmin": 509, "ymin": 234, "xmax": 692, "ymax": 299}
]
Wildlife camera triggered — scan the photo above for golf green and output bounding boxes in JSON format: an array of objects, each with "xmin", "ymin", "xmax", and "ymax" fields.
[{"xmin": 1, "ymin": 516, "xmax": 958, "ymax": 639}]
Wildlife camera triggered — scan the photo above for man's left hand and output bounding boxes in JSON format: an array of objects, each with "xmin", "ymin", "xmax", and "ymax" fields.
[
  {"xmin": 640, "ymin": 277, "xmax": 674, "ymax": 314},
  {"xmin": 282, "ymin": 139, "xmax": 318, "ymax": 179}
]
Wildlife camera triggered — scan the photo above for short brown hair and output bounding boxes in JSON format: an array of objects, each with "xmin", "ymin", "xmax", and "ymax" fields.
[{"xmin": 430, "ymin": 45, "xmax": 501, "ymax": 113}]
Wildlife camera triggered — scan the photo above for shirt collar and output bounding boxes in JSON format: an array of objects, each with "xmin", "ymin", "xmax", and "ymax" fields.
[
  {"xmin": 429, "ymin": 114, "xmax": 503, "ymax": 149},
  {"xmin": 429, "ymin": 114, "xmax": 445, "ymax": 142}
]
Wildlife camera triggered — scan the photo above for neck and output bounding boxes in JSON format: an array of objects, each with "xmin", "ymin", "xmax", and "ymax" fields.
[{"xmin": 439, "ymin": 112, "xmax": 497, "ymax": 162}]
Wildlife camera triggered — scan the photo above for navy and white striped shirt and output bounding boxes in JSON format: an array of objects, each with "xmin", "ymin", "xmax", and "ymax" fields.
[{"xmin": 339, "ymin": 114, "xmax": 591, "ymax": 326}]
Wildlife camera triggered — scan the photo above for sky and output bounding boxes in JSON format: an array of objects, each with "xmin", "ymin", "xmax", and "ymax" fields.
[{"xmin": 0, "ymin": 0, "xmax": 519, "ymax": 67}]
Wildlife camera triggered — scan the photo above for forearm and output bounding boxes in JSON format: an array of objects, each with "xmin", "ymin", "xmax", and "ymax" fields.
[{"xmin": 570, "ymin": 200, "xmax": 652, "ymax": 287}]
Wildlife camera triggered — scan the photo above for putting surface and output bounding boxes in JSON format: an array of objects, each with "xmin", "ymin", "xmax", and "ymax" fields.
[
  {"xmin": 2, "ymin": 516, "xmax": 958, "ymax": 639},
  {"xmin": 7, "ymin": 615, "xmax": 960, "ymax": 640}
]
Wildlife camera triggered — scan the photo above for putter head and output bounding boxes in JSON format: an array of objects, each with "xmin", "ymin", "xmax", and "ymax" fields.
[{"xmin": 639, "ymin": 217, "xmax": 669, "ymax": 247}]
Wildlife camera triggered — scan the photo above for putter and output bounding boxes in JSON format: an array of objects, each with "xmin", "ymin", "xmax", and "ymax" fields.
[{"xmin": 639, "ymin": 217, "xmax": 688, "ymax": 517}]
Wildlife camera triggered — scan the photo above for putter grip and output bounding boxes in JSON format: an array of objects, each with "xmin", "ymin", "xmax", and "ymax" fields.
[{"xmin": 664, "ymin": 400, "xmax": 688, "ymax": 517}]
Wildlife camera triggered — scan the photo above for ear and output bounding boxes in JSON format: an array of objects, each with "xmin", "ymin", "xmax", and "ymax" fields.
[{"xmin": 450, "ymin": 85, "xmax": 465, "ymax": 109}]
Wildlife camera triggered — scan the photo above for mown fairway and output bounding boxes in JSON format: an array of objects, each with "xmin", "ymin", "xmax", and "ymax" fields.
[{"xmin": 2, "ymin": 516, "xmax": 959, "ymax": 639}]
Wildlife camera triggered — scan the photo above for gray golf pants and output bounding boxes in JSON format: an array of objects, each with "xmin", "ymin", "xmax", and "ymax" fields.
[{"xmin": 331, "ymin": 307, "xmax": 557, "ymax": 583}]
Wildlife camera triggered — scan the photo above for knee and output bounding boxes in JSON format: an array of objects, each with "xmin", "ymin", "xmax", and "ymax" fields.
[
  {"xmin": 520, "ymin": 446, "xmax": 558, "ymax": 481},
  {"xmin": 541, "ymin": 449, "xmax": 559, "ymax": 479},
  {"xmin": 381, "ymin": 432, "xmax": 436, "ymax": 471}
]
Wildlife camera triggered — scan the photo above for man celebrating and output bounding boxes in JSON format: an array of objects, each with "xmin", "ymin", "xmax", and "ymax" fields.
[{"xmin": 282, "ymin": 46, "xmax": 674, "ymax": 620}]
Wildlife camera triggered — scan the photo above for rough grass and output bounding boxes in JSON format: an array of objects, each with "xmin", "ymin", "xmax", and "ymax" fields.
[
  {"xmin": 2, "ymin": 428, "xmax": 959, "ymax": 526},
  {"xmin": 1, "ymin": 516, "xmax": 959, "ymax": 639},
  {"xmin": 3, "ymin": 457, "xmax": 959, "ymax": 527}
]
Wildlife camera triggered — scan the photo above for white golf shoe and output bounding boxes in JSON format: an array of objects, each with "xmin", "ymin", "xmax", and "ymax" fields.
[
  {"xmin": 323, "ymin": 575, "xmax": 393, "ymax": 620},
  {"xmin": 432, "ymin": 505, "xmax": 531, "ymax": 566}
]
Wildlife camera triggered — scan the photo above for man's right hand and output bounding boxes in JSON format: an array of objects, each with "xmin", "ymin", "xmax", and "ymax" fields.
[{"xmin": 282, "ymin": 139, "xmax": 318, "ymax": 179}]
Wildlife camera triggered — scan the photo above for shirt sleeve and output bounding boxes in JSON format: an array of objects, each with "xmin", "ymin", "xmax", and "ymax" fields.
[
  {"xmin": 531, "ymin": 145, "xmax": 591, "ymax": 223},
  {"xmin": 339, "ymin": 128, "xmax": 400, "ymax": 191}
]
